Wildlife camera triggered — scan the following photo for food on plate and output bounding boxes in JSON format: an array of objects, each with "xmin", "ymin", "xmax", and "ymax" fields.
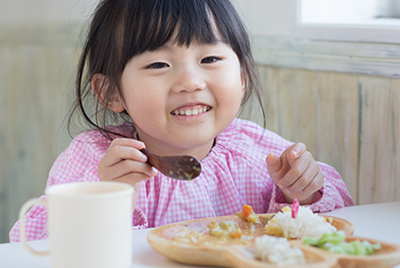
[
  {"xmin": 291, "ymin": 198, "xmax": 299, "ymax": 218},
  {"xmin": 265, "ymin": 204, "xmax": 336, "ymax": 239},
  {"xmin": 208, "ymin": 221, "xmax": 243, "ymax": 239},
  {"xmin": 169, "ymin": 203, "xmax": 342, "ymax": 246},
  {"xmin": 255, "ymin": 234, "xmax": 306, "ymax": 265},
  {"xmin": 303, "ymin": 231, "xmax": 381, "ymax": 255},
  {"xmin": 170, "ymin": 205, "xmax": 267, "ymax": 245},
  {"xmin": 172, "ymin": 228, "xmax": 204, "ymax": 244},
  {"xmin": 236, "ymin": 204, "xmax": 261, "ymax": 224},
  {"xmin": 171, "ymin": 218, "xmax": 262, "ymax": 245}
]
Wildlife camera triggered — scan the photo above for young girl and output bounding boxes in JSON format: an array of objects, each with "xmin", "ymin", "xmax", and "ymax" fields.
[{"xmin": 10, "ymin": 0, "xmax": 354, "ymax": 242}]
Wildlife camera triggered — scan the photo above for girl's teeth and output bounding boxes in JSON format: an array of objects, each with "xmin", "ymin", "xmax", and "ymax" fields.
[{"xmin": 172, "ymin": 106, "xmax": 209, "ymax": 116}]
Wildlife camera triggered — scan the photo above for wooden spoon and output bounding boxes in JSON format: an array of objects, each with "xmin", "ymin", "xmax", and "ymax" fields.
[{"xmin": 140, "ymin": 148, "xmax": 201, "ymax": 181}]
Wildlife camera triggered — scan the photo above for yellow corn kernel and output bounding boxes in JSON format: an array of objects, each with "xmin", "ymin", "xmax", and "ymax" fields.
[
  {"xmin": 208, "ymin": 221, "xmax": 219, "ymax": 229},
  {"xmin": 265, "ymin": 222, "xmax": 284, "ymax": 237},
  {"xmin": 282, "ymin": 206, "xmax": 291, "ymax": 212}
]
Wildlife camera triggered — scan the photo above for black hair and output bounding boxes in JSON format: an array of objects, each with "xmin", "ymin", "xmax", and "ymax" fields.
[{"xmin": 68, "ymin": 0, "xmax": 265, "ymax": 139}]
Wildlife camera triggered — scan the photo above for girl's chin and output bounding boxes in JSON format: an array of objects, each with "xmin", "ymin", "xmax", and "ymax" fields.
[{"xmin": 160, "ymin": 138, "xmax": 216, "ymax": 155}]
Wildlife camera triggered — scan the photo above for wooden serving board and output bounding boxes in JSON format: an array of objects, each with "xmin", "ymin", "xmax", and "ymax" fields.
[{"xmin": 147, "ymin": 214, "xmax": 400, "ymax": 268}]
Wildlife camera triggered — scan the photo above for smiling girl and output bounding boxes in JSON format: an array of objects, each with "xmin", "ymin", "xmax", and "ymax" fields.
[{"xmin": 10, "ymin": 0, "xmax": 354, "ymax": 242}]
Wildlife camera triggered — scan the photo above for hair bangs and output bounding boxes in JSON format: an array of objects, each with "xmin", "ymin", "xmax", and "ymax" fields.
[{"xmin": 121, "ymin": 0, "xmax": 220, "ymax": 63}]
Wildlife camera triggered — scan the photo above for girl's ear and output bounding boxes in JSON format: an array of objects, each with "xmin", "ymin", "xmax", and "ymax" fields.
[
  {"xmin": 241, "ymin": 71, "xmax": 247, "ymax": 96},
  {"xmin": 91, "ymin": 73, "xmax": 125, "ymax": 113}
]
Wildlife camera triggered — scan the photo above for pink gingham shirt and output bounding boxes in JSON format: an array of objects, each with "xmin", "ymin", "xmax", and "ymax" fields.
[{"xmin": 9, "ymin": 118, "xmax": 354, "ymax": 242}]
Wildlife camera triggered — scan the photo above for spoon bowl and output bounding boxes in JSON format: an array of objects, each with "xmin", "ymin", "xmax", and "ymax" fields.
[{"xmin": 141, "ymin": 148, "xmax": 201, "ymax": 181}]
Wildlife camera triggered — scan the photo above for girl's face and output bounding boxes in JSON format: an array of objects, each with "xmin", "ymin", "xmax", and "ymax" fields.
[{"xmin": 117, "ymin": 39, "xmax": 245, "ymax": 159}]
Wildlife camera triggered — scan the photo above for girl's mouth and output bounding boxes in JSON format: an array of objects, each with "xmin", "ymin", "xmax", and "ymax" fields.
[{"xmin": 170, "ymin": 105, "xmax": 212, "ymax": 116}]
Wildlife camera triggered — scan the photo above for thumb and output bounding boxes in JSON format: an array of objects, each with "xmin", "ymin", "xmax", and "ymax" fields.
[{"xmin": 266, "ymin": 153, "xmax": 284, "ymax": 183}]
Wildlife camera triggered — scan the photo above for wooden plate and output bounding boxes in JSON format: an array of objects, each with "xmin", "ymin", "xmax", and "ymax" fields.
[
  {"xmin": 330, "ymin": 236, "xmax": 400, "ymax": 268},
  {"xmin": 147, "ymin": 213, "xmax": 372, "ymax": 268},
  {"xmin": 290, "ymin": 236, "xmax": 400, "ymax": 268},
  {"xmin": 148, "ymin": 225, "xmax": 338, "ymax": 268}
]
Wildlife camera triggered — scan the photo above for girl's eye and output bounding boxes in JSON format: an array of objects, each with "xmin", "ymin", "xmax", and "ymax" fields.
[
  {"xmin": 147, "ymin": 62, "xmax": 169, "ymax": 69},
  {"xmin": 201, "ymin": 56, "xmax": 221, "ymax": 64}
]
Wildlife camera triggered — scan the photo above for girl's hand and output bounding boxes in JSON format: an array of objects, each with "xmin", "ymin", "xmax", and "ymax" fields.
[
  {"xmin": 98, "ymin": 138, "xmax": 158, "ymax": 191},
  {"xmin": 266, "ymin": 142, "xmax": 324, "ymax": 204}
]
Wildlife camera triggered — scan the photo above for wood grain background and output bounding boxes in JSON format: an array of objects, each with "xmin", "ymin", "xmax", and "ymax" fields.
[{"xmin": 1, "ymin": 26, "xmax": 399, "ymax": 243}]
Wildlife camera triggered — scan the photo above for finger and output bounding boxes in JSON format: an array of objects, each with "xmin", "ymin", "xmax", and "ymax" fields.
[
  {"xmin": 112, "ymin": 172, "xmax": 154, "ymax": 187},
  {"xmin": 102, "ymin": 145, "xmax": 148, "ymax": 167},
  {"xmin": 110, "ymin": 137, "xmax": 146, "ymax": 149},
  {"xmin": 290, "ymin": 142, "xmax": 307, "ymax": 159},
  {"xmin": 101, "ymin": 160, "xmax": 157, "ymax": 181},
  {"xmin": 296, "ymin": 172, "xmax": 324, "ymax": 201},
  {"xmin": 286, "ymin": 162, "xmax": 320, "ymax": 193},
  {"xmin": 102, "ymin": 137, "xmax": 147, "ymax": 167},
  {"xmin": 266, "ymin": 153, "xmax": 281, "ymax": 173},
  {"xmin": 280, "ymin": 142, "xmax": 307, "ymax": 168},
  {"xmin": 267, "ymin": 153, "xmax": 289, "ymax": 183},
  {"xmin": 278, "ymin": 151, "xmax": 312, "ymax": 188},
  {"xmin": 302, "ymin": 172, "xmax": 324, "ymax": 194}
]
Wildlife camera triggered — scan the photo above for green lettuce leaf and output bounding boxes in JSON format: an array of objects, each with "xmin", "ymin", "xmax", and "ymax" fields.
[{"xmin": 302, "ymin": 231, "xmax": 381, "ymax": 256}]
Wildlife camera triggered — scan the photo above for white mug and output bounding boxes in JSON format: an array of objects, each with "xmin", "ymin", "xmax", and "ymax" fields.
[{"xmin": 19, "ymin": 181, "xmax": 133, "ymax": 268}]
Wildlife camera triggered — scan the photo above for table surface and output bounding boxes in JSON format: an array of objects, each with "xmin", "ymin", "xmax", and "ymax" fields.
[{"xmin": 1, "ymin": 201, "xmax": 399, "ymax": 268}]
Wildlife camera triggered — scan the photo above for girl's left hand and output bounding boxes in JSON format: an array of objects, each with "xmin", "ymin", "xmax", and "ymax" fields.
[{"xmin": 266, "ymin": 142, "xmax": 324, "ymax": 204}]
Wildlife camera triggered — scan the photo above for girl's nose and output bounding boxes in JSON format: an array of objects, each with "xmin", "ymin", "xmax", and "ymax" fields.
[{"xmin": 171, "ymin": 66, "xmax": 207, "ymax": 93}]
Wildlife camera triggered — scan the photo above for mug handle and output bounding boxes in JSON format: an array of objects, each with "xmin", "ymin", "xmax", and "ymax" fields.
[{"xmin": 19, "ymin": 198, "xmax": 49, "ymax": 256}]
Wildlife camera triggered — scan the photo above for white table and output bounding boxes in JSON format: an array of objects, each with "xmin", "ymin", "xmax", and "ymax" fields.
[{"xmin": 1, "ymin": 201, "xmax": 399, "ymax": 268}]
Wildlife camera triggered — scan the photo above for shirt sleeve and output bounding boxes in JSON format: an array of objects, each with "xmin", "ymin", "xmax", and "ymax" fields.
[
  {"xmin": 267, "ymin": 161, "xmax": 355, "ymax": 213},
  {"xmin": 8, "ymin": 136, "xmax": 99, "ymax": 242},
  {"xmin": 9, "ymin": 195, "xmax": 49, "ymax": 243},
  {"xmin": 132, "ymin": 207, "xmax": 149, "ymax": 230}
]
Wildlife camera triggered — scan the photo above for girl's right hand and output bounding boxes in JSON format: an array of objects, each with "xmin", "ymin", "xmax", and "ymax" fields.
[{"xmin": 98, "ymin": 138, "xmax": 158, "ymax": 191}]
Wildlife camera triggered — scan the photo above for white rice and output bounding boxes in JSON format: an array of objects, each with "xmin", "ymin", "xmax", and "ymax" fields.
[
  {"xmin": 269, "ymin": 206, "xmax": 336, "ymax": 239},
  {"xmin": 254, "ymin": 235, "xmax": 305, "ymax": 266}
]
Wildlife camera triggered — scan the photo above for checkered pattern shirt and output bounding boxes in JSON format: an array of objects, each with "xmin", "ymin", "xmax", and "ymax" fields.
[{"xmin": 9, "ymin": 118, "xmax": 354, "ymax": 242}]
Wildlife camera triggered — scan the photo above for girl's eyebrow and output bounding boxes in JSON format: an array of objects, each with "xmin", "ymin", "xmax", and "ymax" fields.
[{"xmin": 151, "ymin": 44, "xmax": 172, "ymax": 52}]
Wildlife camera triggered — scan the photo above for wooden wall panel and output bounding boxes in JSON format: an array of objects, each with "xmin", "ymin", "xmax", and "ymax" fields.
[
  {"xmin": 358, "ymin": 76, "xmax": 400, "ymax": 204},
  {"xmin": 239, "ymin": 66, "xmax": 266, "ymax": 128},
  {"xmin": 259, "ymin": 66, "xmax": 280, "ymax": 134},
  {"xmin": 315, "ymin": 72, "xmax": 359, "ymax": 203},
  {"xmin": 0, "ymin": 44, "xmax": 11, "ymax": 244},
  {"xmin": 278, "ymin": 68, "xmax": 317, "ymax": 155},
  {"xmin": 239, "ymin": 65, "xmax": 280, "ymax": 132},
  {"xmin": 0, "ymin": 37, "xmax": 76, "ymax": 243}
]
